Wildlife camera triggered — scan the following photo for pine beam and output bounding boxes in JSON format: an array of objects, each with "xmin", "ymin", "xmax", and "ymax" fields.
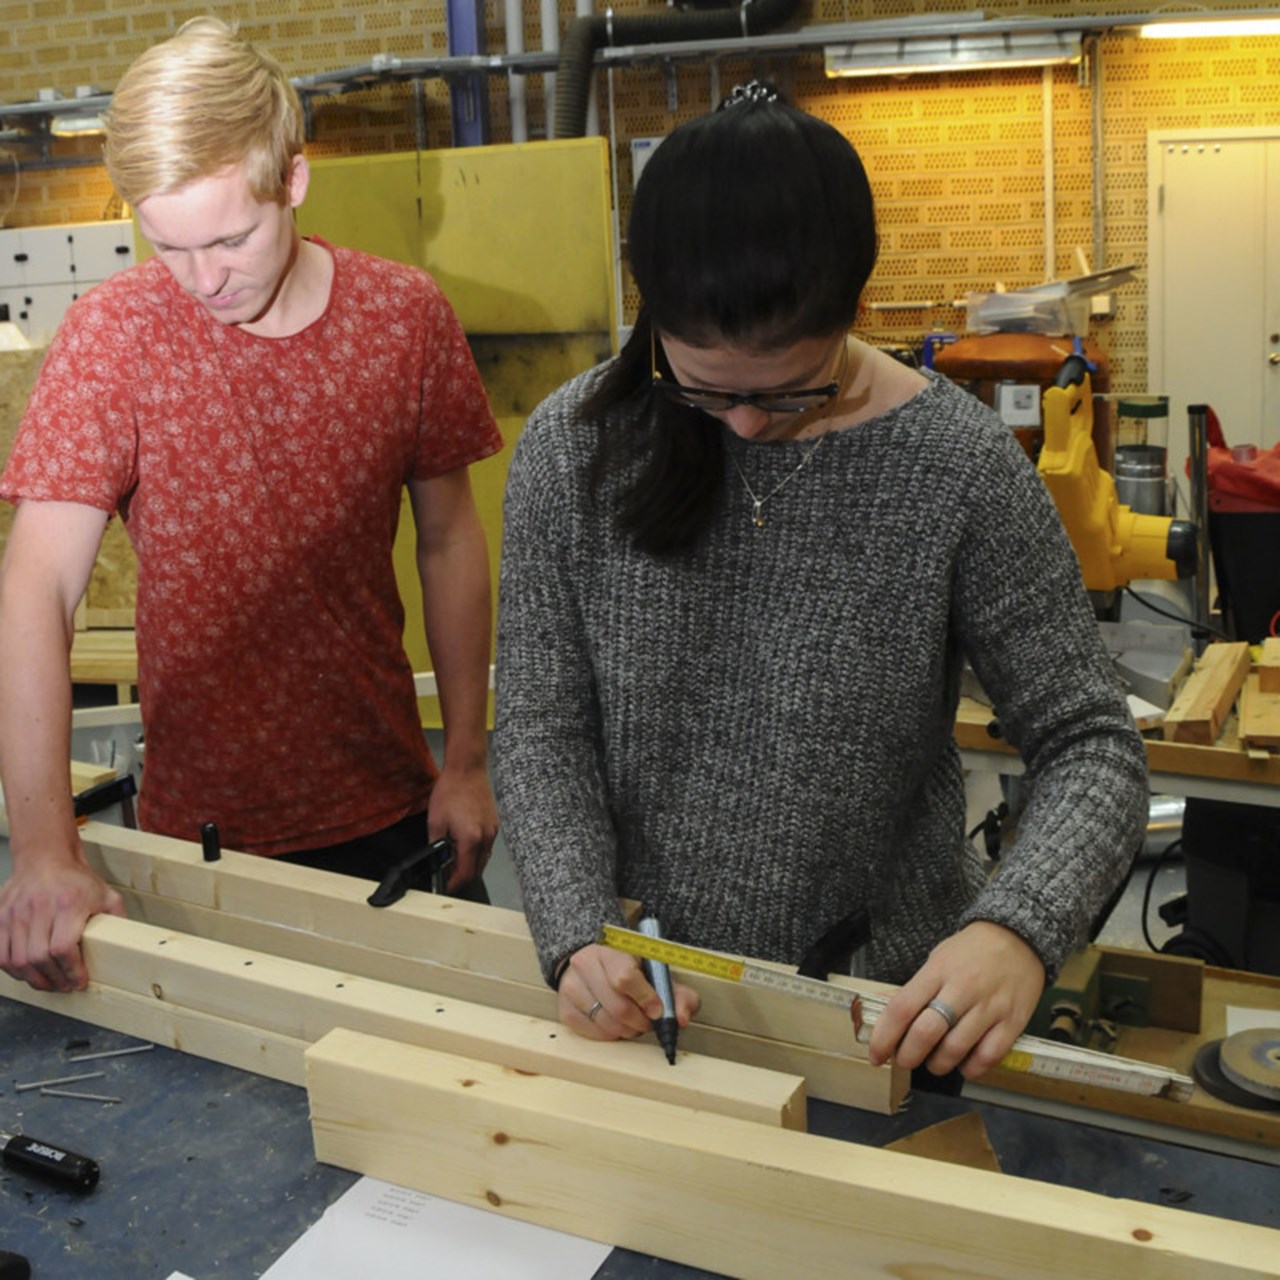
[
  {"xmin": 82, "ymin": 821, "xmax": 906, "ymax": 1111},
  {"xmin": 3, "ymin": 914, "xmax": 807, "ymax": 1130},
  {"xmin": 306, "ymin": 1027, "xmax": 1280, "ymax": 1280},
  {"xmin": 2, "ymin": 973, "xmax": 309, "ymax": 1084},
  {"xmin": 1239, "ymin": 672, "xmax": 1280, "ymax": 749},
  {"xmin": 1258, "ymin": 637, "xmax": 1280, "ymax": 694},
  {"xmin": 117, "ymin": 881, "xmax": 905, "ymax": 1112},
  {"xmin": 1163, "ymin": 641, "xmax": 1251, "ymax": 744}
]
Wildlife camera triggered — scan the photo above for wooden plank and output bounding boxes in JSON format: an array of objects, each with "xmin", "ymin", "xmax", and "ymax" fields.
[
  {"xmin": 956, "ymin": 694, "xmax": 1280, "ymax": 789},
  {"xmin": 306, "ymin": 1027, "xmax": 1280, "ymax": 1280},
  {"xmin": 0, "ymin": 972, "xmax": 308, "ymax": 1084},
  {"xmin": 72, "ymin": 703, "xmax": 142, "ymax": 729},
  {"xmin": 1239, "ymin": 671, "xmax": 1280, "ymax": 748},
  {"xmin": 80, "ymin": 822, "xmax": 547, "ymax": 987},
  {"xmin": 64, "ymin": 914, "xmax": 808, "ymax": 1131},
  {"xmin": 1259, "ymin": 637, "xmax": 1280, "ymax": 693},
  {"xmin": 114, "ymin": 883, "xmax": 901, "ymax": 1114},
  {"xmin": 69, "ymin": 629, "xmax": 138, "ymax": 684},
  {"xmin": 82, "ymin": 606, "xmax": 136, "ymax": 629},
  {"xmin": 81, "ymin": 822, "xmax": 905, "ymax": 1095},
  {"xmin": 69, "ymin": 761, "xmax": 117, "ymax": 793},
  {"xmin": 1163, "ymin": 641, "xmax": 1251, "ymax": 744}
]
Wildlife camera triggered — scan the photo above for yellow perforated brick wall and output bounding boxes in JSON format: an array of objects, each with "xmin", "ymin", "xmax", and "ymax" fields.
[{"xmin": 2, "ymin": 1, "xmax": 1279, "ymax": 393}]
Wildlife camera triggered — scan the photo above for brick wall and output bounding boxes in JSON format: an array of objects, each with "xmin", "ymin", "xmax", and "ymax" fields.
[{"xmin": 2, "ymin": 1, "xmax": 1278, "ymax": 393}]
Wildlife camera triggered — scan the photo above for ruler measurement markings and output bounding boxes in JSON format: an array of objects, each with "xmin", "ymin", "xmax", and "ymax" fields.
[{"xmin": 602, "ymin": 925, "xmax": 1195, "ymax": 1103}]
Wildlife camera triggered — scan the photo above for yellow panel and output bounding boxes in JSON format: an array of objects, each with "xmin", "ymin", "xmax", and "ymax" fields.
[
  {"xmin": 296, "ymin": 152, "xmax": 424, "ymax": 268},
  {"xmin": 417, "ymin": 139, "xmax": 616, "ymax": 335},
  {"xmin": 300, "ymin": 138, "xmax": 617, "ymax": 338},
  {"xmin": 301, "ymin": 143, "xmax": 615, "ymax": 728}
]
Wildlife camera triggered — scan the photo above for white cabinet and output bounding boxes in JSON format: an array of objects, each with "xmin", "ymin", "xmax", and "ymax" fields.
[
  {"xmin": 0, "ymin": 220, "xmax": 135, "ymax": 344},
  {"xmin": 0, "ymin": 225, "xmax": 74, "ymax": 290},
  {"xmin": 68, "ymin": 221, "xmax": 136, "ymax": 284},
  {"xmin": 0, "ymin": 283, "xmax": 87, "ymax": 346}
]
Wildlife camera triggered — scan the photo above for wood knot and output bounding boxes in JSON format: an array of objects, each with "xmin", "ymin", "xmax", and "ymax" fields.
[
  {"xmin": 493, "ymin": 1132, "xmax": 509, "ymax": 1145},
  {"xmin": 150, "ymin": 983, "xmax": 164, "ymax": 1000},
  {"xmin": 486, "ymin": 1190, "xmax": 502, "ymax": 1206},
  {"xmin": 1132, "ymin": 1228, "xmax": 1154, "ymax": 1243}
]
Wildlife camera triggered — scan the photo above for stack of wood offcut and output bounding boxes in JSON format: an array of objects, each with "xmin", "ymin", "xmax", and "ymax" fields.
[{"xmin": 1163, "ymin": 636, "xmax": 1280, "ymax": 753}]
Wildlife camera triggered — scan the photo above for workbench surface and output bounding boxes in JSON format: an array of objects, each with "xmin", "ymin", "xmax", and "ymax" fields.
[{"xmin": 4, "ymin": 998, "xmax": 1279, "ymax": 1279}]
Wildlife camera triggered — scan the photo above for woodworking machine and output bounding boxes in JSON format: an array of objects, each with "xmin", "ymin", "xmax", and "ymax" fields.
[{"xmin": 1038, "ymin": 354, "xmax": 1198, "ymax": 594}]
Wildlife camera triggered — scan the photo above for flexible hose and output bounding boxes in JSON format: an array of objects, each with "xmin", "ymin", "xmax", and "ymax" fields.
[{"xmin": 552, "ymin": 0, "xmax": 803, "ymax": 139}]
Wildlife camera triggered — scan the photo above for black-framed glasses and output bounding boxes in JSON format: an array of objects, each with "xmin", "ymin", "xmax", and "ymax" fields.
[{"xmin": 650, "ymin": 329, "xmax": 845, "ymax": 415}]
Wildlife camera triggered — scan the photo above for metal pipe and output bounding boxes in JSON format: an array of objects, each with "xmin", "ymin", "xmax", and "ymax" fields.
[
  {"xmin": 504, "ymin": 0, "xmax": 528, "ymax": 142},
  {"xmin": 1090, "ymin": 37, "xmax": 1107, "ymax": 271},
  {"xmin": 579, "ymin": 0, "xmax": 600, "ymax": 138},
  {"xmin": 541, "ymin": 0, "xmax": 560, "ymax": 138},
  {"xmin": 1187, "ymin": 403, "xmax": 1211, "ymax": 650},
  {"xmin": 1042, "ymin": 66, "xmax": 1055, "ymax": 281}
]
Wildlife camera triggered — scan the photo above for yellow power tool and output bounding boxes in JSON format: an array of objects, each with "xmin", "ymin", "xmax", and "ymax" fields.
[{"xmin": 1037, "ymin": 354, "xmax": 1197, "ymax": 593}]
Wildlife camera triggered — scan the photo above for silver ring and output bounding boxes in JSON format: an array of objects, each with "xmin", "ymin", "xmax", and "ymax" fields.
[
  {"xmin": 587, "ymin": 1000, "xmax": 603, "ymax": 1022},
  {"xmin": 926, "ymin": 998, "xmax": 959, "ymax": 1031}
]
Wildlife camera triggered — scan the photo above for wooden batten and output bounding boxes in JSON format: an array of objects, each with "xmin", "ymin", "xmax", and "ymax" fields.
[
  {"xmin": 306, "ymin": 1028, "xmax": 1280, "ymax": 1280},
  {"xmin": 1, "ymin": 973, "xmax": 310, "ymax": 1085},
  {"xmin": 46, "ymin": 914, "xmax": 808, "ymax": 1131},
  {"xmin": 1258, "ymin": 637, "xmax": 1280, "ymax": 694},
  {"xmin": 1238, "ymin": 672, "xmax": 1280, "ymax": 749},
  {"xmin": 81, "ymin": 821, "xmax": 908, "ymax": 1110},
  {"xmin": 80, "ymin": 822, "xmax": 546, "ymax": 987},
  {"xmin": 1162, "ymin": 641, "xmax": 1251, "ymax": 744},
  {"xmin": 115, "ymin": 885, "xmax": 903, "ymax": 1113}
]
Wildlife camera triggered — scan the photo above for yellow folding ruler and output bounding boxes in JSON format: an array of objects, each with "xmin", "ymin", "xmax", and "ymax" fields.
[{"xmin": 601, "ymin": 924, "xmax": 1195, "ymax": 1103}]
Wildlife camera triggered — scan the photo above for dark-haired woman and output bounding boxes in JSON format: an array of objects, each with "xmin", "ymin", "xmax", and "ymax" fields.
[{"xmin": 492, "ymin": 84, "xmax": 1147, "ymax": 1084}]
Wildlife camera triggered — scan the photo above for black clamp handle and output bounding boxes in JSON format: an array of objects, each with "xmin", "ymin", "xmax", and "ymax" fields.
[
  {"xmin": 72, "ymin": 773, "xmax": 138, "ymax": 825},
  {"xmin": 366, "ymin": 836, "xmax": 455, "ymax": 907},
  {"xmin": 796, "ymin": 908, "xmax": 872, "ymax": 981}
]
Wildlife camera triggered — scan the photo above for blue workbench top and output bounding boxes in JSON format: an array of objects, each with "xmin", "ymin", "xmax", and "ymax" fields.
[{"xmin": 3, "ymin": 997, "xmax": 1278, "ymax": 1278}]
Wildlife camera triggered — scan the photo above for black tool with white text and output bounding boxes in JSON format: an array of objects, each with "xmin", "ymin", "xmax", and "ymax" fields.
[{"xmin": 1, "ymin": 1129, "xmax": 101, "ymax": 1193}]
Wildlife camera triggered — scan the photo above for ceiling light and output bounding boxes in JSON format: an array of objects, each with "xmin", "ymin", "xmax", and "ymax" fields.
[
  {"xmin": 49, "ymin": 113, "xmax": 106, "ymax": 137},
  {"xmin": 825, "ymin": 31, "xmax": 1082, "ymax": 78},
  {"xmin": 1138, "ymin": 18, "xmax": 1280, "ymax": 38}
]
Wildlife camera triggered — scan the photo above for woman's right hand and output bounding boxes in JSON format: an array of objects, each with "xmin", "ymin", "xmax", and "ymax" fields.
[{"xmin": 557, "ymin": 941, "xmax": 701, "ymax": 1040}]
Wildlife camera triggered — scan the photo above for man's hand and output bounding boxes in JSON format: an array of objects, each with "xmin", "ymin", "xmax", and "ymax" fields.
[
  {"xmin": 0, "ymin": 857, "xmax": 126, "ymax": 992},
  {"xmin": 558, "ymin": 942, "xmax": 701, "ymax": 1041},
  {"xmin": 867, "ymin": 920, "xmax": 1045, "ymax": 1081},
  {"xmin": 426, "ymin": 763, "xmax": 498, "ymax": 889}
]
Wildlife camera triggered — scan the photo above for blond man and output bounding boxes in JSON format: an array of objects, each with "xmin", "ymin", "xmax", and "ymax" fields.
[{"xmin": 0, "ymin": 18, "xmax": 502, "ymax": 992}]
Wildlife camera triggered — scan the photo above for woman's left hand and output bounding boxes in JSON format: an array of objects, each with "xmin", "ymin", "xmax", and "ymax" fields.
[{"xmin": 866, "ymin": 921, "xmax": 1046, "ymax": 1082}]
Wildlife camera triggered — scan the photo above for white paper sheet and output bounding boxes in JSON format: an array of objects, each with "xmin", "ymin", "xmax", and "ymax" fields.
[
  {"xmin": 1225, "ymin": 1005, "xmax": 1280, "ymax": 1037},
  {"xmin": 259, "ymin": 1176, "xmax": 612, "ymax": 1279}
]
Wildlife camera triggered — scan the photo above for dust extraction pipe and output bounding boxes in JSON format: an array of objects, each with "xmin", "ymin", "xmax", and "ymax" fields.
[{"xmin": 553, "ymin": 0, "xmax": 803, "ymax": 138}]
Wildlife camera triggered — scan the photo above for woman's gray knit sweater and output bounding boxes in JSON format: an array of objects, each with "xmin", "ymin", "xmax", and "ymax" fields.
[{"xmin": 493, "ymin": 366, "xmax": 1149, "ymax": 987}]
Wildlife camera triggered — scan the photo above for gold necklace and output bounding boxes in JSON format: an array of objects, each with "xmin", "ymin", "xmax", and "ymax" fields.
[{"xmin": 728, "ymin": 433, "xmax": 828, "ymax": 528}]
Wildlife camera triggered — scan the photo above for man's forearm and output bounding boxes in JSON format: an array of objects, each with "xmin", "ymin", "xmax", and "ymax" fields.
[
  {"xmin": 0, "ymin": 589, "xmax": 81, "ymax": 865},
  {"xmin": 419, "ymin": 527, "xmax": 493, "ymax": 770}
]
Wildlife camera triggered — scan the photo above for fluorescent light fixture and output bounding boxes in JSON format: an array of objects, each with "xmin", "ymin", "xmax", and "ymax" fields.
[
  {"xmin": 825, "ymin": 31, "xmax": 1082, "ymax": 77},
  {"xmin": 1139, "ymin": 18, "xmax": 1280, "ymax": 38},
  {"xmin": 49, "ymin": 112, "xmax": 105, "ymax": 137}
]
